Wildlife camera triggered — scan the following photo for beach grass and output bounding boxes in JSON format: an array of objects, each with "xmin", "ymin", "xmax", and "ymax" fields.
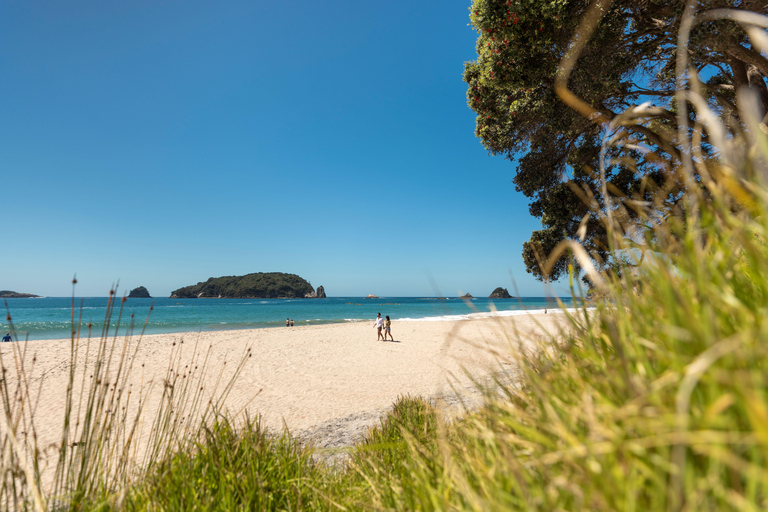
[
  {"xmin": 123, "ymin": 414, "xmax": 325, "ymax": 511},
  {"xmin": 0, "ymin": 289, "xmax": 251, "ymax": 511}
]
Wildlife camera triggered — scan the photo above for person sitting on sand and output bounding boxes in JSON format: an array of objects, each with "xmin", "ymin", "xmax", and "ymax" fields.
[
  {"xmin": 374, "ymin": 313, "xmax": 385, "ymax": 341},
  {"xmin": 384, "ymin": 316, "xmax": 393, "ymax": 341},
  {"xmin": 2, "ymin": 333, "xmax": 10, "ymax": 342}
]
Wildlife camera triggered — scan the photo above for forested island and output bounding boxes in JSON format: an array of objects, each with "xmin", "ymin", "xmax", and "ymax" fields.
[
  {"xmin": 170, "ymin": 273, "xmax": 324, "ymax": 299},
  {"xmin": 0, "ymin": 290, "xmax": 41, "ymax": 298}
]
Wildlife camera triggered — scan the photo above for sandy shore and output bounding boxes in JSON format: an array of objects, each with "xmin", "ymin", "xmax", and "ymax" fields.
[{"xmin": 1, "ymin": 312, "xmax": 569, "ymax": 473}]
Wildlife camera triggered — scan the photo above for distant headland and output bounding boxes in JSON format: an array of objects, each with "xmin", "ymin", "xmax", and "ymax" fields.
[
  {"xmin": 170, "ymin": 273, "xmax": 326, "ymax": 299},
  {"xmin": 0, "ymin": 290, "xmax": 41, "ymax": 298}
]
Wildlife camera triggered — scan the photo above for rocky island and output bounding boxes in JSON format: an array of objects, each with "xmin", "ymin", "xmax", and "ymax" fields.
[
  {"xmin": 128, "ymin": 286, "xmax": 152, "ymax": 298},
  {"xmin": 488, "ymin": 287, "xmax": 514, "ymax": 299},
  {"xmin": 460, "ymin": 293, "xmax": 474, "ymax": 299},
  {"xmin": 0, "ymin": 290, "xmax": 41, "ymax": 298},
  {"xmin": 305, "ymin": 285, "xmax": 327, "ymax": 299},
  {"xmin": 170, "ymin": 273, "xmax": 325, "ymax": 299}
]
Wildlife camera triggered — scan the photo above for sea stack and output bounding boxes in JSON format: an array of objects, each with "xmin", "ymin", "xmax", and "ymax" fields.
[
  {"xmin": 488, "ymin": 287, "xmax": 513, "ymax": 299},
  {"xmin": 315, "ymin": 285, "xmax": 327, "ymax": 298},
  {"xmin": 128, "ymin": 286, "xmax": 152, "ymax": 298}
]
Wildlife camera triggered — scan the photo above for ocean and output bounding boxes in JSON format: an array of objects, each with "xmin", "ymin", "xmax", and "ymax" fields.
[{"xmin": 1, "ymin": 296, "xmax": 575, "ymax": 341}]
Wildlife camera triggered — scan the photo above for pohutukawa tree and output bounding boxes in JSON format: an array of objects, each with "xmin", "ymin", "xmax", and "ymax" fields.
[{"xmin": 464, "ymin": 0, "xmax": 768, "ymax": 280}]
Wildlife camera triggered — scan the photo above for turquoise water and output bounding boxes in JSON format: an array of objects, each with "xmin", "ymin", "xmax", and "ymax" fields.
[{"xmin": 0, "ymin": 296, "xmax": 574, "ymax": 341}]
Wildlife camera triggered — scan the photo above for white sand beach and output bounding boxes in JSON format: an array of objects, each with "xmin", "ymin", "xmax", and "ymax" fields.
[{"xmin": 1, "ymin": 312, "xmax": 570, "ymax": 473}]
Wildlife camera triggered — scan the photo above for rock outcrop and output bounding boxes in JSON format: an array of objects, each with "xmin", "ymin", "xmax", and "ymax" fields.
[
  {"xmin": 128, "ymin": 286, "xmax": 152, "ymax": 298},
  {"xmin": 488, "ymin": 287, "xmax": 513, "ymax": 299},
  {"xmin": 0, "ymin": 290, "xmax": 41, "ymax": 298},
  {"xmin": 365, "ymin": 294, "xmax": 380, "ymax": 299},
  {"xmin": 304, "ymin": 285, "xmax": 327, "ymax": 298},
  {"xmin": 460, "ymin": 293, "xmax": 474, "ymax": 299}
]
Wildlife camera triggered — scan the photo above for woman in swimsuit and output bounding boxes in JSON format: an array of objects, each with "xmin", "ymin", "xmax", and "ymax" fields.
[{"xmin": 385, "ymin": 316, "xmax": 393, "ymax": 341}]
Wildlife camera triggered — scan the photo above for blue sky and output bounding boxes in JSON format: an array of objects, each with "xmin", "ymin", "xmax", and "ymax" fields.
[{"xmin": 2, "ymin": 0, "xmax": 563, "ymax": 298}]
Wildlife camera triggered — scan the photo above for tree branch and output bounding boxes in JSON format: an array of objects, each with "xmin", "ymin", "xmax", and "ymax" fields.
[{"xmin": 725, "ymin": 44, "xmax": 768, "ymax": 78}]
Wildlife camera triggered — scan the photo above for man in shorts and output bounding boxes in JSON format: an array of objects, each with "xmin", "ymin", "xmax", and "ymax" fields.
[
  {"xmin": 2, "ymin": 333, "xmax": 11, "ymax": 342},
  {"xmin": 374, "ymin": 313, "xmax": 385, "ymax": 341}
]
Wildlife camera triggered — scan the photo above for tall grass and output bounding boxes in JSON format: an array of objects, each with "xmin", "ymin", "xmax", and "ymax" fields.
[
  {"xmin": 0, "ymin": 285, "xmax": 250, "ymax": 510},
  {"xmin": 124, "ymin": 415, "xmax": 324, "ymax": 511},
  {"xmin": 326, "ymin": 6, "xmax": 768, "ymax": 510}
]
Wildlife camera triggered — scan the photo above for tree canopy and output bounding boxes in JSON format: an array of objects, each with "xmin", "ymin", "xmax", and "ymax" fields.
[{"xmin": 464, "ymin": 0, "xmax": 768, "ymax": 280}]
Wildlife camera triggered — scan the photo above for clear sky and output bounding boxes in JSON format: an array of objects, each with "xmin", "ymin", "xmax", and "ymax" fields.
[{"xmin": 1, "ymin": 0, "xmax": 564, "ymax": 298}]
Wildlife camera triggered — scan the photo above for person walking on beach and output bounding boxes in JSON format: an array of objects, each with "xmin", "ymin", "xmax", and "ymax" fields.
[
  {"xmin": 286, "ymin": 318, "xmax": 290, "ymax": 327},
  {"xmin": 384, "ymin": 316, "xmax": 393, "ymax": 341},
  {"xmin": 374, "ymin": 313, "xmax": 385, "ymax": 341},
  {"xmin": 2, "ymin": 333, "xmax": 10, "ymax": 342}
]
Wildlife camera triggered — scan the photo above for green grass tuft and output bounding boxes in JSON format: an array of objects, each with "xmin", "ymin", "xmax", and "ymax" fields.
[{"xmin": 124, "ymin": 415, "xmax": 326, "ymax": 511}]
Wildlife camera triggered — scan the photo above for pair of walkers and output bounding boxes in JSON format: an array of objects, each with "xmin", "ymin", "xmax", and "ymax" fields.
[{"xmin": 374, "ymin": 312, "xmax": 393, "ymax": 341}]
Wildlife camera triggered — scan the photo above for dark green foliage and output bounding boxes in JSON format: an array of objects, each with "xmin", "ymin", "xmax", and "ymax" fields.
[
  {"xmin": 170, "ymin": 272, "xmax": 315, "ymax": 299},
  {"xmin": 465, "ymin": 0, "xmax": 768, "ymax": 280}
]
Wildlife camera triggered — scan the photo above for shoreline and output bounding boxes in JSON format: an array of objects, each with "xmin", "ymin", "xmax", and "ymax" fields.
[
  {"xmin": 1, "ymin": 312, "xmax": 571, "ymax": 478},
  {"xmin": 2, "ymin": 301, "xmax": 579, "ymax": 342}
]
